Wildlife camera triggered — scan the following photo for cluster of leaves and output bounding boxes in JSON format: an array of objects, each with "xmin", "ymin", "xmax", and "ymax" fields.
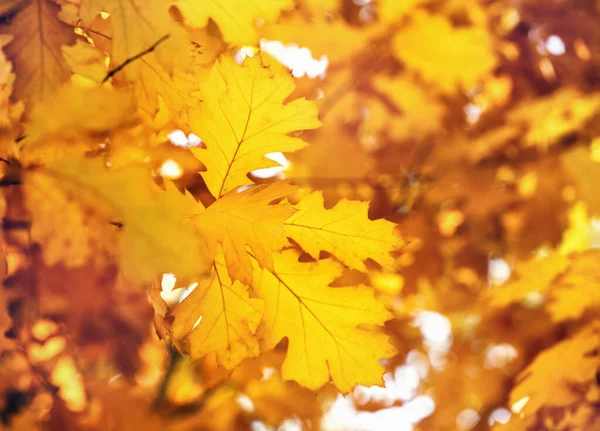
[{"xmin": 0, "ymin": 0, "xmax": 599, "ymax": 430}]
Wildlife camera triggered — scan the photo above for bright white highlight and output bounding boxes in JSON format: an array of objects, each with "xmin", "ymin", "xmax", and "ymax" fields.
[
  {"xmin": 488, "ymin": 407, "xmax": 512, "ymax": 426},
  {"xmin": 456, "ymin": 409, "xmax": 480, "ymax": 431},
  {"xmin": 413, "ymin": 311, "xmax": 453, "ymax": 370},
  {"xmin": 260, "ymin": 39, "xmax": 328, "ymax": 79},
  {"xmin": 158, "ymin": 159, "xmax": 183, "ymax": 180},
  {"xmin": 511, "ymin": 396, "xmax": 530, "ymax": 414},
  {"xmin": 159, "ymin": 273, "xmax": 198, "ymax": 305},
  {"xmin": 484, "ymin": 343, "xmax": 518, "ymax": 369},
  {"xmin": 160, "ymin": 273, "xmax": 181, "ymax": 305},
  {"xmin": 546, "ymin": 35, "xmax": 566, "ymax": 56},
  {"xmin": 192, "ymin": 316, "xmax": 203, "ymax": 331},
  {"xmin": 168, "ymin": 130, "xmax": 203, "ymax": 148},
  {"xmin": 279, "ymin": 418, "xmax": 303, "ymax": 431},
  {"xmin": 323, "ymin": 351, "xmax": 433, "ymax": 431},
  {"xmin": 251, "ymin": 152, "xmax": 291, "ymax": 179},
  {"xmin": 464, "ymin": 103, "xmax": 483, "ymax": 125},
  {"xmin": 236, "ymin": 394, "xmax": 255, "ymax": 412},
  {"xmin": 488, "ymin": 257, "xmax": 511, "ymax": 286},
  {"xmin": 323, "ymin": 394, "xmax": 435, "ymax": 431}
]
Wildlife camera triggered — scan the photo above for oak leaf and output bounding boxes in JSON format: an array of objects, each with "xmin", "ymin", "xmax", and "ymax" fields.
[
  {"xmin": 191, "ymin": 181, "xmax": 297, "ymax": 285},
  {"xmin": 171, "ymin": 250, "xmax": 264, "ymax": 369},
  {"xmin": 284, "ymin": 192, "xmax": 404, "ymax": 272},
  {"xmin": 174, "ymin": 0, "xmax": 294, "ymax": 45},
  {"xmin": 0, "ymin": 0, "xmax": 76, "ymax": 107},
  {"xmin": 190, "ymin": 54, "xmax": 321, "ymax": 198},
  {"xmin": 24, "ymin": 157, "xmax": 210, "ymax": 283},
  {"xmin": 255, "ymin": 250, "xmax": 394, "ymax": 391}
]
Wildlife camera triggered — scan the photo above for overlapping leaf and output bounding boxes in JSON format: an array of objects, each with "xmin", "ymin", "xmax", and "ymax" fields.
[
  {"xmin": 191, "ymin": 181, "xmax": 296, "ymax": 285},
  {"xmin": 254, "ymin": 251, "xmax": 394, "ymax": 391},
  {"xmin": 80, "ymin": 0, "xmax": 188, "ymax": 79},
  {"xmin": 190, "ymin": 54, "xmax": 321, "ymax": 198},
  {"xmin": 171, "ymin": 250, "xmax": 264, "ymax": 369},
  {"xmin": 507, "ymin": 322, "xmax": 600, "ymax": 425},
  {"xmin": 24, "ymin": 157, "xmax": 211, "ymax": 283},
  {"xmin": 174, "ymin": 0, "xmax": 294, "ymax": 45},
  {"xmin": 284, "ymin": 191, "xmax": 405, "ymax": 272},
  {"xmin": 1, "ymin": 0, "xmax": 76, "ymax": 107}
]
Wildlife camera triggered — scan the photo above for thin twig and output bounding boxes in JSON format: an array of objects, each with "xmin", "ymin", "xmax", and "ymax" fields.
[
  {"xmin": 152, "ymin": 343, "xmax": 180, "ymax": 411},
  {"xmin": 0, "ymin": 178, "xmax": 20, "ymax": 187},
  {"xmin": 102, "ymin": 34, "xmax": 171, "ymax": 84}
]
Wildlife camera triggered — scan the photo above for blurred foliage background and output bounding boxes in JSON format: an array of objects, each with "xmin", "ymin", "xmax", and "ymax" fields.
[{"xmin": 1, "ymin": 0, "xmax": 600, "ymax": 430}]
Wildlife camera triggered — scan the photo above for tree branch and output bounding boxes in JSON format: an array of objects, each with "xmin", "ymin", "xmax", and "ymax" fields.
[{"xmin": 102, "ymin": 34, "xmax": 171, "ymax": 84}]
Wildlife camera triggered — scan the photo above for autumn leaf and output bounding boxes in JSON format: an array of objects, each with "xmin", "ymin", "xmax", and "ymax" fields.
[
  {"xmin": 507, "ymin": 88, "xmax": 600, "ymax": 148},
  {"xmin": 190, "ymin": 54, "xmax": 321, "ymax": 198},
  {"xmin": 255, "ymin": 250, "xmax": 394, "ymax": 391},
  {"xmin": 171, "ymin": 250, "xmax": 264, "ymax": 369},
  {"xmin": 392, "ymin": 10, "xmax": 496, "ymax": 93},
  {"xmin": 1, "ymin": 0, "xmax": 76, "ymax": 107},
  {"xmin": 24, "ymin": 157, "xmax": 211, "ymax": 283},
  {"xmin": 487, "ymin": 252, "xmax": 569, "ymax": 308},
  {"xmin": 547, "ymin": 251, "xmax": 600, "ymax": 322},
  {"xmin": 507, "ymin": 322, "xmax": 600, "ymax": 425},
  {"xmin": 174, "ymin": 0, "xmax": 294, "ymax": 45},
  {"xmin": 284, "ymin": 192, "xmax": 405, "ymax": 272},
  {"xmin": 191, "ymin": 181, "xmax": 297, "ymax": 285},
  {"xmin": 378, "ymin": 0, "xmax": 426, "ymax": 23},
  {"xmin": 80, "ymin": 0, "xmax": 189, "ymax": 79},
  {"xmin": 0, "ymin": 41, "xmax": 22, "ymax": 129},
  {"xmin": 372, "ymin": 74, "xmax": 445, "ymax": 140},
  {"xmin": 62, "ymin": 40, "xmax": 108, "ymax": 83},
  {"xmin": 25, "ymin": 86, "xmax": 136, "ymax": 143}
]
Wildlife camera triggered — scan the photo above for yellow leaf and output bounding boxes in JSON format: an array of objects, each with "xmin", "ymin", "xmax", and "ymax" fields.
[
  {"xmin": 191, "ymin": 181, "xmax": 296, "ymax": 285},
  {"xmin": 190, "ymin": 54, "xmax": 320, "ymax": 198},
  {"xmin": 509, "ymin": 323, "xmax": 599, "ymax": 419},
  {"xmin": 298, "ymin": 0, "xmax": 339, "ymax": 14},
  {"xmin": 62, "ymin": 40, "xmax": 108, "ymax": 83},
  {"xmin": 392, "ymin": 10, "xmax": 496, "ymax": 93},
  {"xmin": 24, "ymin": 171, "xmax": 117, "ymax": 269},
  {"xmin": 288, "ymin": 124, "xmax": 376, "ymax": 185},
  {"xmin": 284, "ymin": 192, "xmax": 404, "ymax": 272},
  {"xmin": 559, "ymin": 202, "xmax": 591, "ymax": 255},
  {"xmin": 260, "ymin": 15, "xmax": 377, "ymax": 63},
  {"xmin": 26, "ymin": 86, "xmax": 136, "ymax": 143},
  {"xmin": 174, "ymin": 0, "xmax": 294, "ymax": 45},
  {"xmin": 487, "ymin": 252, "xmax": 569, "ymax": 308},
  {"xmin": 378, "ymin": 0, "xmax": 426, "ymax": 23},
  {"xmin": 508, "ymin": 88, "xmax": 600, "ymax": 148},
  {"xmin": 255, "ymin": 250, "xmax": 394, "ymax": 391},
  {"xmin": 0, "ymin": 0, "xmax": 76, "ymax": 107},
  {"xmin": 372, "ymin": 74, "xmax": 445, "ymax": 140},
  {"xmin": 24, "ymin": 157, "xmax": 211, "ymax": 283},
  {"xmin": 80, "ymin": 0, "xmax": 188, "ymax": 79},
  {"xmin": 171, "ymin": 250, "xmax": 264, "ymax": 369},
  {"xmin": 547, "ymin": 251, "xmax": 600, "ymax": 322}
]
